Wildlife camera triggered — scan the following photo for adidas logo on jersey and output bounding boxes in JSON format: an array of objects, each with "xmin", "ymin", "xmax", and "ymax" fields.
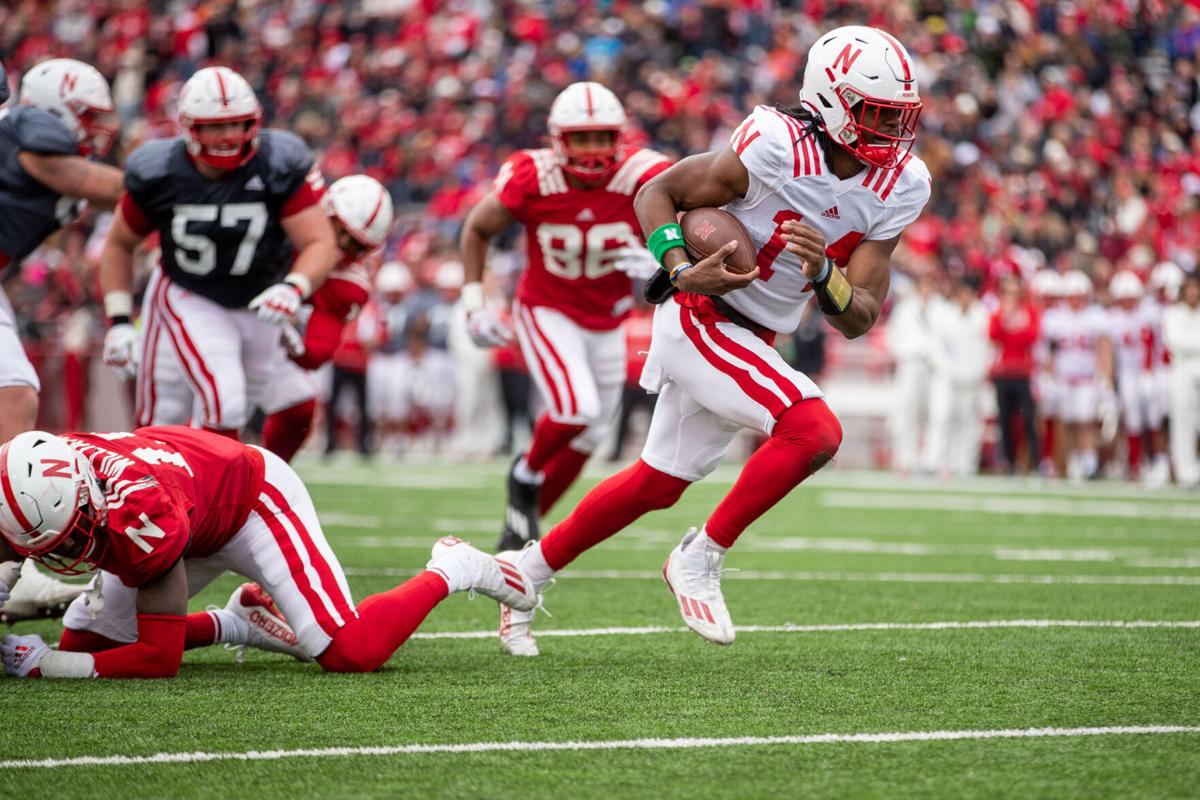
[
  {"xmin": 245, "ymin": 175, "xmax": 265, "ymax": 191},
  {"xmin": 821, "ymin": 206, "xmax": 840, "ymax": 220},
  {"xmin": 576, "ymin": 208, "xmax": 596, "ymax": 222}
]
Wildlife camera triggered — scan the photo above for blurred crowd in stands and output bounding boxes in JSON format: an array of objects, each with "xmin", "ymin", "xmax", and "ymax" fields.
[{"xmin": 3, "ymin": 0, "xmax": 1200, "ymax": 483}]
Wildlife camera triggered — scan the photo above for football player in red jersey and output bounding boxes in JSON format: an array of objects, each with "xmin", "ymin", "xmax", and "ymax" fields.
[
  {"xmin": 459, "ymin": 82, "xmax": 669, "ymax": 652},
  {"xmin": 261, "ymin": 174, "xmax": 394, "ymax": 461},
  {"xmin": 100, "ymin": 66, "xmax": 340, "ymax": 441},
  {"xmin": 0, "ymin": 427, "xmax": 538, "ymax": 679},
  {"xmin": 491, "ymin": 27, "xmax": 931, "ymax": 651}
]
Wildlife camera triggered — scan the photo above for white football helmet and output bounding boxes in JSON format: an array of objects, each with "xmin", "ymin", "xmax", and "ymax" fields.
[
  {"xmin": 1062, "ymin": 269, "xmax": 1093, "ymax": 298},
  {"xmin": 19, "ymin": 58, "xmax": 116, "ymax": 157},
  {"xmin": 547, "ymin": 81, "xmax": 627, "ymax": 181},
  {"xmin": 1031, "ymin": 270, "xmax": 1064, "ymax": 300},
  {"xmin": 327, "ymin": 175, "xmax": 394, "ymax": 253},
  {"xmin": 799, "ymin": 26, "xmax": 922, "ymax": 169},
  {"xmin": 375, "ymin": 261, "xmax": 412, "ymax": 295},
  {"xmin": 0, "ymin": 432, "xmax": 106, "ymax": 576},
  {"xmin": 1149, "ymin": 261, "xmax": 1184, "ymax": 301},
  {"xmin": 1109, "ymin": 270, "xmax": 1144, "ymax": 302},
  {"xmin": 178, "ymin": 66, "xmax": 262, "ymax": 170}
]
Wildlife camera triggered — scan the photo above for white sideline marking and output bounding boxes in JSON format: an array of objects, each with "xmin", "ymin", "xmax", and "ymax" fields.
[
  {"xmin": 5, "ymin": 726, "xmax": 1197, "ymax": 770},
  {"xmin": 344, "ymin": 566, "xmax": 1200, "ymax": 586},
  {"xmin": 410, "ymin": 619, "xmax": 1200, "ymax": 640},
  {"xmin": 821, "ymin": 491, "xmax": 1200, "ymax": 521}
]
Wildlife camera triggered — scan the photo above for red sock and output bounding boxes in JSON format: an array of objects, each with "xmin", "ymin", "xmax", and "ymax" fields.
[
  {"xmin": 525, "ymin": 414, "xmax": 587, "ymax": 473},
  {"xmin": 317, "ymin": 571, "xmax": 449, "ymax": 673},
  {"xmin": 1127, "ymin": 433, "xmax": 1143, "ymax": 477},
  {"xmin": 58, "ymin": 628, "xmax": 125, "ymax": 653},
  {"xmin": 1041, "ymin": 419, "xmax": 1056, "ymax": 462},
  {"xmin": 539, "ymin": 446, "xmax": 590, "ymax": 516},
  {"xmin": 262, "ymin": 399, "xmax": 317, "ymax": 463},
  {"xmin": 706, "ymin": 398, "xmax": 842, "ymax": 549},
  {"xmin": 540, "ymin": 459, "xmax": 691, "ymax": 571},
  {"xmin": 184, "ymin": 611, "xmax": 217, "ymax": 649},
  {"xmin": 204, "ymin": 425, "xmax": 240, "ymax": 441}
]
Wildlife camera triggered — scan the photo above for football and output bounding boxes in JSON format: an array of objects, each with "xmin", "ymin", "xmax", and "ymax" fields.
[{"xmin": 680, "ymin": 207, "xmax": 758, "ymax": 274}]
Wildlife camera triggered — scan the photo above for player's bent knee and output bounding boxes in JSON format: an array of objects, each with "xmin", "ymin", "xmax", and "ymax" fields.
[
  {"xmin": 316, "ymin": 625, "xmax": 387, "ymax": 674},
  {"xmin": 776, "ymin": 399, "xmax": 843, "ymax": 475}
]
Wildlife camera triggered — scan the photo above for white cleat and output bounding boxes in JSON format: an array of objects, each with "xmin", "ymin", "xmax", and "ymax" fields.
[
  {"xmin": 1, "ymin": 561, "xmax": 87, "ymax": 624},
  {"xmin": 663, "ymin": 528, "xmax": 735, "ymax": 645},
  {"xmin": 499, "ymin": 603, "xmax": 539, "ymax": 657},
  {"xmin": 428, "ymin": 537, "xmax": 538, "ymax": 612},
  {"xmin": 223, "ymin": 582, "xmax": 310, "ymax": 661}
]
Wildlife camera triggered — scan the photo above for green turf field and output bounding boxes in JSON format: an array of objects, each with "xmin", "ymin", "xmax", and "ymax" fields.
[{"xmin": 2, "ymin": 458, "xmax": 1198, "ymax": 799}]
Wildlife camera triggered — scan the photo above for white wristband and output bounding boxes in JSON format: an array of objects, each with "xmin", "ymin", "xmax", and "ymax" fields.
[
  {"xmin": 103, "ymin": 290, "xmax": 133, "ymax": 319},
  {"xmin": 461, "ymin": 281, "xmax": 485, "ymax": 312},
  {"xmin": 39, "ymin": 649, "xmax": 97, "ymax": 679},
  {"xmin": 284, "ymin": 273, "xmax": 313, "ymax": 299}
]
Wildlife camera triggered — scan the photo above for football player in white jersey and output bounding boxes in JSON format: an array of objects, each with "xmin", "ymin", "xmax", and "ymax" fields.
[
  {"xmin": 1105, "ymin": 271, "xmax": 1170, "ymax": 484},
  {"xmin": 1031, "ymin": 270, "xmax": 1066, "ymax": 475},
  {"xmin": 490, "ymin": 26, "xmax": 930, "ymax": 651},
  {"xmin": 1050, "ymin": 270, "xmax": 1108, "ymax": 481}
]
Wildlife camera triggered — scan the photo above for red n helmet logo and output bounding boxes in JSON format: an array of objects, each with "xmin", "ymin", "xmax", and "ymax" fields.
[
  {"xmin": 40, "ymin": 459, "xmax": 72, "ymax": 479},
  {"xmin": 59, "ymin": 72, "xmax": 78, "ymax": 95},
  {"xmin": 832, "ymin": 44, "xmax": 863, "ymax": 75}
]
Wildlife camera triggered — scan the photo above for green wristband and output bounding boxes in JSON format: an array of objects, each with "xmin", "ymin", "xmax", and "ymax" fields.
[{"xmin": 647, "ymin": 223, "xmax": 686, "ymax": 266}]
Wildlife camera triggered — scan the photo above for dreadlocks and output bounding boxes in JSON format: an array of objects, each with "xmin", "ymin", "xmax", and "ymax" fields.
[{"xmin": 776, "ymin": 103, "xmax": 835, "ymax": 164}]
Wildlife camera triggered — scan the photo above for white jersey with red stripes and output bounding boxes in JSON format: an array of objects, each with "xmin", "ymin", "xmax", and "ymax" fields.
[
  {"xmin": 1047, "ymin": 305, "xmax": 1105, "ymax": 381},
  {"xmin": 720, "ymin": 105, "xmax": 931, "ymax": 334},
  {"xmin": 1107, "ymin": 301, "xmax": 1161, "ymax": 379}
]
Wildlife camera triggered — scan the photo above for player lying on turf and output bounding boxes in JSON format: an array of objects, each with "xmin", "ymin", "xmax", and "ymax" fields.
[
  {"xmin": 494, "ymin": 26, "xmax": 931, "ymax": 652},
  {"xmin": 0, "ymin": 426, "xmax": 537, "ymax": 678}
]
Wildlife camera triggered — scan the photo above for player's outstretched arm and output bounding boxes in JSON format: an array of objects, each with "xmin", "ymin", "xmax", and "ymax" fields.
[
  {"xmin": 17, "ymin": 152, "xmax": 123, "ymax": 210},
  {"xmin": 1, "ymin": 560, "xmax": 188, "ymax": 679},
  {"xmin": 634, "ymin": 148, "xmax": 760, "ymax": 295},
  {"xmin": 459, "ymin": 192, "xmax": 515, "ymax": 347},
  {"xmin": 782, "ymin": 219, "xmax": 897, "ymax": 339}
]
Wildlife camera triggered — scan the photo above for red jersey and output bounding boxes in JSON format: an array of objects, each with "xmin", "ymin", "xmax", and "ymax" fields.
[
  {"xmin": 293, "ymin": 260, "xmax": 372, "ymax": 370},
  {"xmin": 62, "ymin": 426, "xmax": 266, "ymax": 588},
  {"xmin": 495, "ymin": 147, "xmax": 670, "ymax": 330}
]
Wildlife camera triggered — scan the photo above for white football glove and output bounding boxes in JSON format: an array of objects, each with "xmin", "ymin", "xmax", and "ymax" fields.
[
  {"xmin": 0, "ymin": 560, "xmax": 20, "ymax": 608},
  {"xmin": 466, "ymin": 307, "xmax": 513, "ymax": 348},
  {"xmin": 613, "ymin": 245, "xmax": 661, "ymax": 281},
  {"xmin": 281, "ymin": 324, "xmax": 306, "ymax": 359},
  {"xmin": 102, "ymin": 323, "xmax": 141, "ymax": 380},
  {"xmin": 1, "ymin": 633, "xmax": 49, "ymax": 677},
  {"xmin": 249, "ymin": 282, "xmax": 303, "ymax": 325}
]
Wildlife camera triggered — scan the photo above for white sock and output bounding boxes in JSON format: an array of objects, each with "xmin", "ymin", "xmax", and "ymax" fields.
[
  {"xmin": 210, "ymin": 609, "xmax": 248, "ymax": 645},
  {"xmin": 1082, "ymin": 450, "xmax": 1098, "ymax": 475},
  {"xmin": 513, "ymin": 456, "xmax": 543, "ymax": 485},
  {"xmin": 516, "ymin": 542, "xmax": 555, "ymax": 589},
  {"xmin": 427, "ymin": 557, "xmax": 471, "ymax": 594},
  {"xmin": 687, "ymin": 527, "xmax": 727, "ymax": 555}
]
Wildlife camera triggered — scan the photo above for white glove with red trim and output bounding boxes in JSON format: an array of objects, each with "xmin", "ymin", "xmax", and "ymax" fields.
[
  {"xmin": 466, "ymin": 308, "xmax": 513, "ymax": 348},
  {"xmin": 1, "ymin": 633, "xmax": 49, "ymax": 677},
  {"xmin": 249, "ymin": 282, "xmax": 303, "ymax": 325},
  {"xmin": 102, "ymin": 323, "xmax": 140, "ymax": 380}
]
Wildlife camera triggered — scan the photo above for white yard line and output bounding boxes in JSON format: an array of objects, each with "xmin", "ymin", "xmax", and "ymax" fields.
[
  {"xmin": 343, "ymin": 566, "xmax": 1200, "ymax": 586},
  {"xmin": 5, "ymin": 726, "xmax": 1197, "ymax": 770},
  {"xmin": 821, "ymin": 491, "xmax": 1200, "ymax": 521},
  {"xmin": 410, "ymin": 619, "xmax": 1200, "ymax": 641}
]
